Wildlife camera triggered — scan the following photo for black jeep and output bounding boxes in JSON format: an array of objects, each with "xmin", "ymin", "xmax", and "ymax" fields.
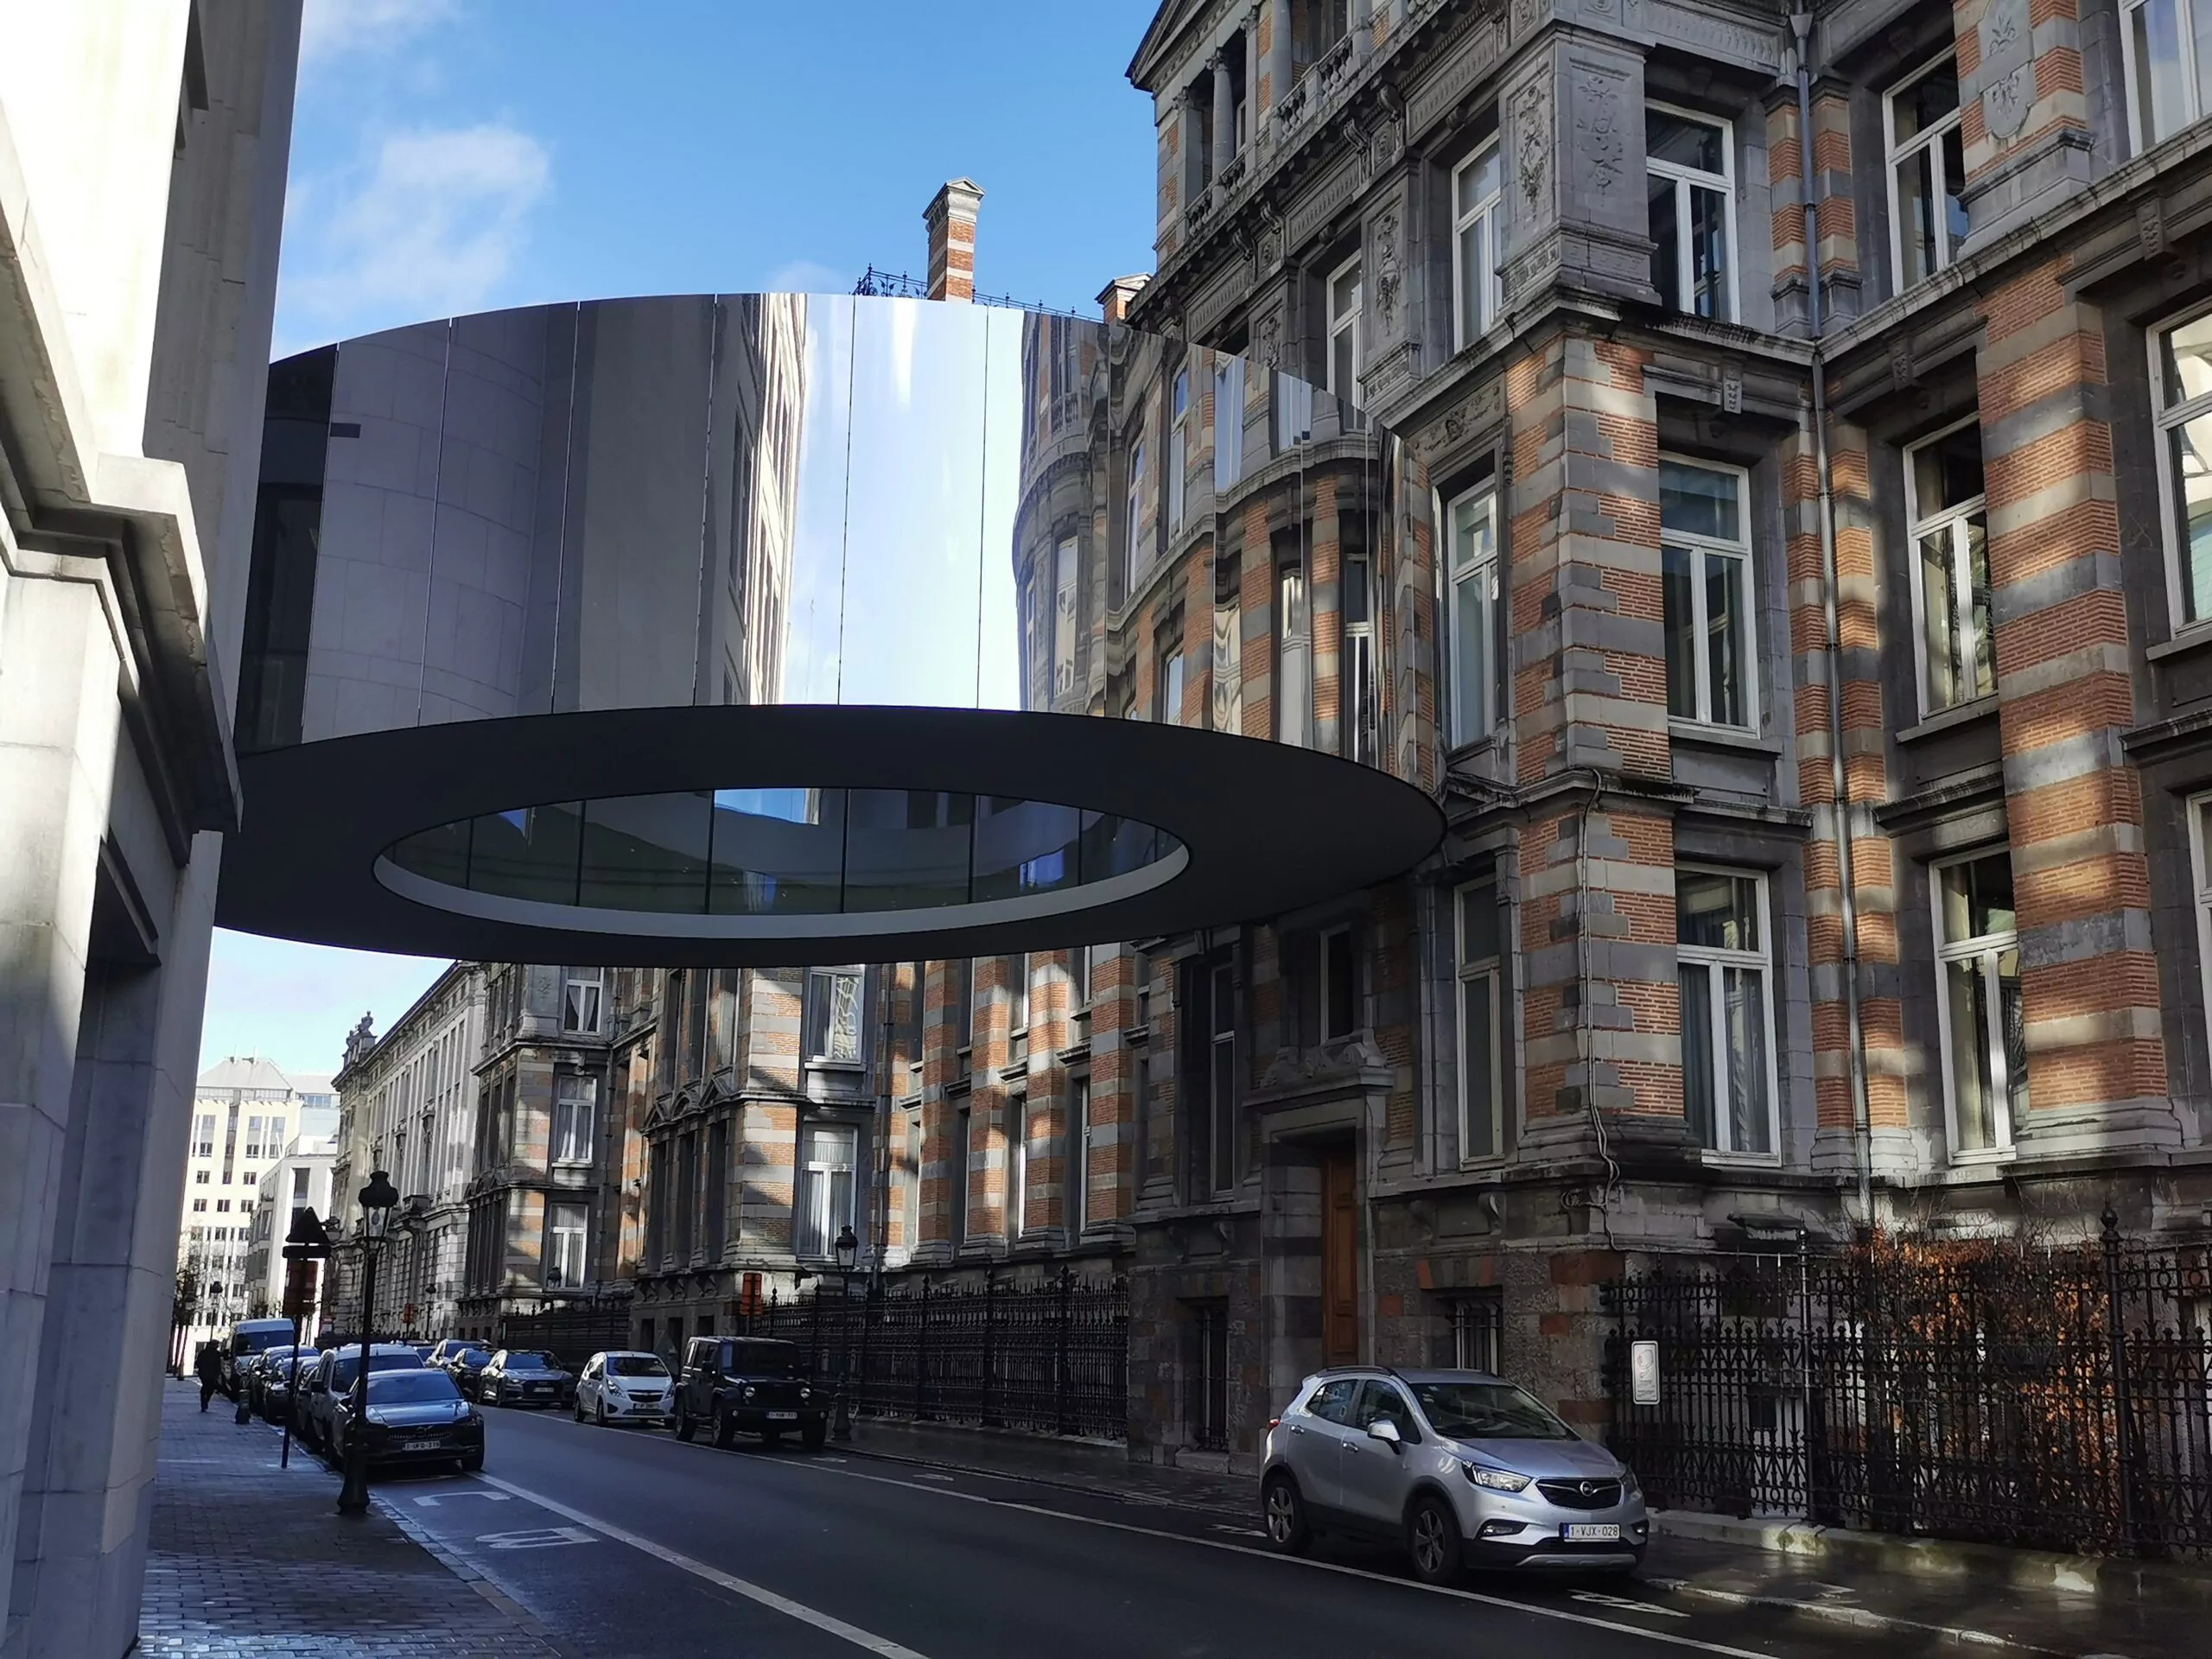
[{"xmin": 671, "ymin": 1337, "xmax": 827, "ymax": 1451}]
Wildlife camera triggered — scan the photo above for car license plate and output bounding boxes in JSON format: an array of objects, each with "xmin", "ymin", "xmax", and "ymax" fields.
[
  {"xmin": 402, "ymin": 1439, "xmax": 442, "ymax": 1452},
  {"xmin": 767, "ymin": 1410, "xmax": 798, "ymax": 1421},
  {"xmin": 1562, "ymin": 1523, "xmax": 1622, "ymax": 1541}
]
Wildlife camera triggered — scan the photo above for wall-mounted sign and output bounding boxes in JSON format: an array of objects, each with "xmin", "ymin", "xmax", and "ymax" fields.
[{"xmin": 1630, "ymin": 1339, "xmax": 1661, "ymax": 1407}]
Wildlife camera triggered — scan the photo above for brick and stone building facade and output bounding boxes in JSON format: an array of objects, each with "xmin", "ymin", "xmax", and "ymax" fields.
[{"xmin": 1099, "ymin": 0, "xmax": 2212, "ymax": 1471}]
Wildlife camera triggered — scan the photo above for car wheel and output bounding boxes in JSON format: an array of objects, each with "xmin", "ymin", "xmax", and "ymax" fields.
[
  {"xmin": 1406, "ymin": 1493, "xmax": 1463, "ymax": 1586},
  {"xmin": 1262, "ymin": 1473, "xmax": 1312, "ymax": 1555},
  {"xmin": 461, "ymin": 1450, "xmax": 483, "ymax": 1473},
  {"xmin": 712, "ymin": 1408, "xmax": 736, "ymax": 1450},
  {"xmin": 676, "ymin": 1408, "xmax": 696, "ymax": 1443},
  {"xmin": 801, "ymin": 1424, "xmax": 826, "ymax": 1452},
  {"xmin": 594, "ymin": 1401, "xmax": 608, "ymax": 1427},
  {"xmin": 572, "ymin": 1395, "xmax": 585, "ymax": 1422}
]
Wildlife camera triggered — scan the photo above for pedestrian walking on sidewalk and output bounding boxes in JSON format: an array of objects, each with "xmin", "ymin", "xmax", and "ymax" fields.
[{"xmin": 194, "ymin": 1342, "xmax": 221, "ymax": 1412}]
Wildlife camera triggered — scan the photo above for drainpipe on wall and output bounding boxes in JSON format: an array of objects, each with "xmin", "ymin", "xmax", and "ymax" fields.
[{"xmin": 1794, "ymin": 8, "xmax": 1875, "ymax": 1230}]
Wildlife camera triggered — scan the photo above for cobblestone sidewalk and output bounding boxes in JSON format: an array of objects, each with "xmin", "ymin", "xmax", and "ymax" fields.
[{"xmin": 140, "ymin": 1379, "xmax": 565, "ymax": 1657}]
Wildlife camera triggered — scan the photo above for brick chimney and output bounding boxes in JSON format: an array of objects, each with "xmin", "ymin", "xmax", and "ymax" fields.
[
  {"xmin": 925, "ymin": 179, "xmax": 983, "ymax": 302},
  {"xmin": 1096, "ymin": 275, "xmax": 1150, "ymax": 324}
]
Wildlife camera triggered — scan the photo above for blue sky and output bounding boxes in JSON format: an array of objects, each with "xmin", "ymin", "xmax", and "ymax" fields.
[{"xmin": 200, "ymin": 0, "xmax": 1161, "ymax": 1077}]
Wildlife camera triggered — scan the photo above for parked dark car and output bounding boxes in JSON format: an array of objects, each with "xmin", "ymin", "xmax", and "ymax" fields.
[
  {"xmin": 478, "ymin": 1350, "xmax": 572, "ymax": 1408},
  {"xmin": 672, "ymin": 1337, "xmax": 826, "ymax": 1451},
  {"xmin": 444, "ymin": 1346, "xmax": 494, "ymax": 1400},
  {"xmin": 246, "ymin": 1344, "xmax": 300, "ymax": 1415},
  {"xmin": 259, "ymin": 1346, "xmax": 315, "ymax": 1425},
  {"xmin": 300, "ymin": 1344, "xmax": 427, "ymax": 1452},
  {"xmin": 327, "ymin": 1367, "xmax": 485, "ymax": 1476},
  {"xmin": 222, "ymin": 1319, "xmax": 295, "ymax": 1396},
  {"xmin": 427, "ymin": 1338, "xmax": 472, "ymax": 1369}
]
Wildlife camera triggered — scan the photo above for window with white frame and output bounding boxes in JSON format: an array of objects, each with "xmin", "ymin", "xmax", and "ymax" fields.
[
  {"xmin": 1907, "ymin": 420, "xmax": 1993, "ymax": 714},
  {"xmin": 1676, "ymin": 868, "xmax": 1777, "ymax": 1156},
  {"xmin": 1661, "ymin": 459, "xmax": 1755, "ymax": 729},
  {"xmin": 1005, "ymin": 1092, "xmax": 1027, "ymax": 1239},
  {"xmin": 1453, "ymin": 143, "xmax": 1504, "ymax": 347},
  {"xmin": 1008, "ymin": 953, "xmax": 1030, "ymax": 1033},
  {"xmin": 901, "ymin": 1111, "xmax": 921, "ymax": 1251},
  {"xmin": 1214, "ymin": 354, "xmax": 1244, "ymax": 489},
  {"xmin": 546, "ymin": 1202, "xmax": 588, "ymax": 1289},
  {"xmin": 1319, "ymin": 925, "xmax": 1358, "ymax": 1040},
  {"xmin": 804, "ymin": 968, "xmax": 863, "ymax": 1064},
  {"xmin": 563, "ymin": 968, "xmax": 603, "ymax": 1033},
  {"xmin": 1886, "ymin": 55, "xmax": 1967, "ymax": 291},
  {"xmin": 1169, "ymin": 367, "xmax": 1189, "ymax": 532},
  {"xmin": 1342, "ymin": 551, "xmax": 1376, "ymax": 765},
  {"xmin": 1067, "ymin": 1074, "xmax": 1092, "ymax": 1236},
  {"xmin": 1327, "ymin": 256, "xmax": 1362, "ymax": 398},
  {"xmin": 1933, "ymin": 851, "xmax": 2024, "ymax": 1156},
  {"xmin": 551, "ymin": 1073, "xmax": 594, "ymax": 1166},
  {"xmin": 2154, "ymin": 307, "xmax": 2212, "ymax": 630},
  {"xmin": 1646, "ymin": 105, "xmax": 1735, "ymax": 321},
  {"xmin": 1277, "ymin": 560, "xmax": 1311, "ymax": 746},
  {"xmin": 1457, "ymin": 877, "xmax": 1504, "ymax": 1163},
  {"xmin": 2122, "ymin": 0, "xmax": 2212, "ymax": 153},
  {"xmin": 793, "ymin": 1122, "xmax": 857, "ymax": 1257},
  {"xmin": 1125, "ymin": 437, "xmax": 1147, "ymax": 597},
  {"xmin": 1208, "ymin": 960, "xmax": 1238, "ymax": 1192},
  {"xmin": 1156, "ymin": 641, "xmax": 1185, "ymax": 725},
  {"xmin": 1446, "ymin": 486, "xmax": 1499, "ymax": 746},
  {"xmin": 1052, "ymin": 536, "xmax": 1079, "ymax": 698}
]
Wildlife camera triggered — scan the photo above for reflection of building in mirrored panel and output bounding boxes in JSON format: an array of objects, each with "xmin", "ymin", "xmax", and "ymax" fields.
[{"xmin": 223, "ymin": 294, "xmax": 1440, "ymax": 968}]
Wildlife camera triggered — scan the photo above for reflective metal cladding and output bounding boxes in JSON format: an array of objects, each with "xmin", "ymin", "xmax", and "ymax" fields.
[{"xmin": 219, "ymin": 294, "xmax": 1443, "ymax": 964}]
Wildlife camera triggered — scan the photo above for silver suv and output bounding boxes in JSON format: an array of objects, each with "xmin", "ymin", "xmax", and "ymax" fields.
[{"xmin": 1261, "ymin": 1367, "xmax": 1648, "ymax": 1583}]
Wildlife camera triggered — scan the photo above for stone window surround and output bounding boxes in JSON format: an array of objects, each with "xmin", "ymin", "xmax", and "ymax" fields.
[
  {"xmin": 1903, "ymin": 414, "xmax": 1995, "ymax": 719},
  {"xmin": 2152, "ymin": 298, "xmax": 2212, "ymax": 642}
]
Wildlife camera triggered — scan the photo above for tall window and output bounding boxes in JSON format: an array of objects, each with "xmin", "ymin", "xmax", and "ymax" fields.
[
  {"xmin": 1212, "ymin": 599, "xmax": 1243, "ymax": 734},
  {"xmin": 2122, "ymin": 0, "xmax": 2212, "ymax": 151},
  {"xmin": 1276, "ymin": 560, "xmax": 1311, "ymax": 746},
  {"xmin": 1660, "ymin": 459, "xmax": 1754, "ymax": 730},
  {"xmin": 1446, "ymin": 487, "xmax": 1498, "ymax": 745},
  {"xmin": 1907, "ymin": 420, "xmax": 1993, "ymax": 713},
  {"xmin": 1168, "ymin": 367, "xmax": 1189, "ymax": 532},
  {"xmin": 950, "ymin": 1105, "xmax": 971, "ymax": 1243},
  {"xmin": 805, "ymin": 968, "xmax": 863, "ymax": 1064},
  {"xmin": 546, "ymin": 1203, "xmax": 588, "ymax": 1290},
  {"xmin": 1155, "ymin": 640, "xmax": 1185, "ymax": 726},
  {"xmin": 645, "ymin": 1141, "xmax": 670, "ymax": 1262},
  {"xmin": 562, "ymin": 968, "xmax": 603, "ymax": 1033},
  {"xmin": 902, "ymin": 1112, "xmax": 921, "ymax": 1250},
  {"xmin": 1052, "ymin": 536, "xmax": 1079, "ymax": 698},
  {"xmin": 703, "ymin": 1118, "xmax": 728, "ymax": 1258},
  {"xmin": 1067, "ymin": 1075, "xmax": 1092, "ymax": 1236},
  {"xmin": 1886, "ymin": 55, "xmax": 1967, "ymax": 291},
  {"xmin": 195, "ymin": 1115, "xmax": 214, "ymax": 1156},
  {"xmin": 1319, "ymin": 926, "xmax": 1358, "ymax": 1039},
  {"xmin": 1326, "ymin": 257, "xmax": 1362, "ymax": 398},
  {"xmin": 2154, "ymin": 307, "xmax": 2212, "ymax": 630},
  {"xmin": 1676, "ymin": 868, "xmax": 1777, "ymax": 1156},
  {"xmin": 551, "ymin": 1073, "xmax": 594, "ymax": 1167},
  {"xmin": 1452, "ymin": 143, "xmax": 1503, "ymax": 347},
  {"xmin": 1005, "ymin": 1093, "xmax": 1027, "ymax": 1240},
  {"xmin": 1457, "ymin": 877, "xmax": 1504, "ymax": 1163},
  {"xmin": 1342, "ymin": 553, "xmax": 1375, "ymax": 765},
  {"xmin": 953, "ymin": 957, "xmax": 974, "ymax": 1053},
  {"xmin": 794, "ymin": 1122, "xmax": 857, "ymax": 1257},
  {"xmin": 1213, "ymin": 355, "xmax": 1244, "ymax": 489},
  {"xmin": 1205, "ymin": 959, "xmax": 1238, "ymax": 1193},
  {"xmin": 1934, "ymin": 851, "xmax": 2024, "ymax": 1157},
  {"xmin": 1647, "ymin": 105, "xmax": 1735, "ymax": 321},
  {"xmin": 1444, "ymin": 1291, "xmax": 1503, "ymax": 1370},
  {"xmin": 1125, "ymin": 437, "xmax": 1147, "ymax": 598},
  {"xmin": 1274, "ymin": 370, "xmax": 1314, "ymax": 449}
]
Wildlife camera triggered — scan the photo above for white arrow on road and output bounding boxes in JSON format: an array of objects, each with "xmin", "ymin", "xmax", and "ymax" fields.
[
  {"xmin": 476, "ymin": 1526, "xmax": 596, "ymax": 1550},
  {"xmin": 1569, "ymin": 1591, "xmax": 1689, "ymax": 1619},
  {"xmin": 414, "ymin": 1491, "xmax": 511, "ymax": 1507}
]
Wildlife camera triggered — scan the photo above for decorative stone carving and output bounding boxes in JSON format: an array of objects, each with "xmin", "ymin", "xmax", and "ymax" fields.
[
  {"xmin": 1721, "ymin": 363, "xmax": 1743, "ymax": 414},
  {"xmin": 1983, "ymin": 66, "xmax": 2031, "ymax": 140},
  {"xmin": 1419, "ymin": 378, "xmax": 1504, "ymax": 460},
  {"xmin": 1514, "ymin": 76, "xmax": 1552, "ymax": 216},
  {"xmin": 1574, "ymin": 71, "xmax": 1628, "ymax": 198},
  {"xmin": 2140, "ymin": 197, "xmax": 2169, "ymax": 261},
  {"xmin": 1979, "ymin": 0, "xmax": 2033, "ymax": 141},
  {"xmin": 1374, "ymin": 206, "xmax": 1403, "ymax": 331},
  {"xmin": 1891, "ymin": 334, "xmax": 1916, "ymax": 391},
  {"xmin": 1510, "ymin": 0, "xmax": 1544, "ymax": 44},
  {"xmin": 1252, "ymin": 308, "xmax": 1282, "ymax": 368},
  {"xmin": 1257, "ymin": 1032, "xmax": 1389, "ymax": 1091}
]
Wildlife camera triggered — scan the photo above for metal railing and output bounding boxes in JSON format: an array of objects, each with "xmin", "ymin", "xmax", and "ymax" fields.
[
  {"xmin": 851, "ymin": 267, "xmax": 1092, "ymax": 322},
  {"xmin": 1604, "ymin": 1217, "xmax": 2212, "ymax": 1557},
  {"xmin": 742, "ymin": 1269, "xmax": 1129, "ymax": 1440}
]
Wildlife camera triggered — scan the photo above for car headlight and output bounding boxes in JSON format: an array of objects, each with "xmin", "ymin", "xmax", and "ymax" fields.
[
  {"xmin": 798, "ymin": 1386, "xmax": 812, "ymax": 1402},
  {"xmin": 741, "ymin": 1385, "xmax": 756, "ymax": 1402},
  {"xmin": 1619, "ymin": 1466, "xmax": 1641, "ymax": 1497},
  {"xmin": 1462, "ymin": 1462, "xmax": 1532, "ymax": 1492}
]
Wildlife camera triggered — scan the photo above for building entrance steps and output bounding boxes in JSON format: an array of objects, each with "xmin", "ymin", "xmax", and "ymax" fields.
[
  {"xmin": 840, "ymin": 1416, "xmax": 2212, "ymax": 1659},
  {"xmin": 138, "ymin": 1380, "xmax": 565, "ymax": 1658}
]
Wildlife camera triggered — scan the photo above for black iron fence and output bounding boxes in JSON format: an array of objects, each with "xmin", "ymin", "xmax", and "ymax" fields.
[
  {"xmin": 499, "ymin": 1300, "xmax": 635, "ymax": 1375},
  {"xmin": 741, "ymin": 1271, "xmax": 1129, "ymax": 1441},
  {"xmin": 1603, "ymin": 1217, "xmax": 2212, "ymax": 1557}
]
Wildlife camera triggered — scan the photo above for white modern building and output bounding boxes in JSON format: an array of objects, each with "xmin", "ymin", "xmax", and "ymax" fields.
[
  {"xmin": 239, "ymin": 1130, "xmax": 336, "ymax": 1325},
  {"xmin": 0, "ymin": 7, "xmax": 300, "ymax": 1657},
  {"xmin": 175, "ymin": 1057, "xmax": 335, "ymax": 1359}
]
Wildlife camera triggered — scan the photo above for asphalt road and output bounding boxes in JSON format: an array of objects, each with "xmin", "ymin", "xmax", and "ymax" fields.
[{"xmin": 348, "ymin": 1405, "xmax": 2043, "ymax": 1659}]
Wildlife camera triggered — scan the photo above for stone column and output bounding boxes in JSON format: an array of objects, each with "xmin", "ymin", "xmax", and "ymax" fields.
[
  {"xmin": 1212, "ymin": 53, "xmax": 1236, "ymax": 179},
  {"xmin": 1764, "ymin": 77, "xmax": 1861, "ymax": 336},
  {"xmin": 0, "ymin": 573, "xmax": 124, "ymax": 1651},
  {"xmin": 1267, "ymin": 0, "xmax": 1292, "ymax": 113},
  {"xmin": 1977, "ymin": 260, "xmax": 2172, "ymax": 1155},
  {"xmin": 1953, "ymin": 0, "xmax": 2094, "ymax": 245},
  {"xmin": 1499, "ymin": 34, "xmax": 1656, "ymax": 312}
]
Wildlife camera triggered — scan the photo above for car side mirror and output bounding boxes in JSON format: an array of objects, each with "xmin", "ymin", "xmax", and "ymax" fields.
[{"xmin": 1366, "ymin": 1419, "xmax": 1403, "ymax": 1450}]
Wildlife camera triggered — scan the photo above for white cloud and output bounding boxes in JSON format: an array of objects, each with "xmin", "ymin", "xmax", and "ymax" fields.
[
  {"xmin": 299, "ymin": 0, "xmax": 458, "ymax": 65},
  {"xmin": 280, "ymin": 124, "xmax": 550, "ymax": 340},
  {"xmin": 764, "ymin": 259, "xmax": 851, "ymax": 296}
]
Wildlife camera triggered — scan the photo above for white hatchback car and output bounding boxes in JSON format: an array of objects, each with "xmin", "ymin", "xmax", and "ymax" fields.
[{"xmin": 574, "ymin": 1350, "xmax": 676, "ymax": 1427}]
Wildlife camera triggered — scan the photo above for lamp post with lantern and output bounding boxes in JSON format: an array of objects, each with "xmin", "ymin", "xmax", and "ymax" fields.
[
  {"xmin": 832, "ymin": 1224, "xmax": 858, "ymax": 1441},
  {"xmin": 336, "ymin": 1170, "xmax": 400, "ymax": 1515}
]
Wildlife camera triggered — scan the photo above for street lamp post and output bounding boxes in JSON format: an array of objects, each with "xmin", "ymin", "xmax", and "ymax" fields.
[
  {"xmin": 832, "ymin": 1224, "xmax": 858, "ymax": 1442},
  {"xmin": 336, "ymin": 1170, "xmax": 400, "ymax": 1516}
]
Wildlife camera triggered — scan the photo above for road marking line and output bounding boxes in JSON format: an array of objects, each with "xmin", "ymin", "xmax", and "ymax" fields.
[
  {"xmin": 476, "ymin": 1526, "xmax": 594, "ymax": 1550},
  {"xmin": 1573, "ymin": 1590, "xmax": 1689, "ymax": 1618},
  {"xmin": 477, "ymin": 1474, "xmax": 931, "ymax": 1659},
  {"xmin": 416, "ymin": 1492, "xmax": 510, "ymax": 1507}
]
